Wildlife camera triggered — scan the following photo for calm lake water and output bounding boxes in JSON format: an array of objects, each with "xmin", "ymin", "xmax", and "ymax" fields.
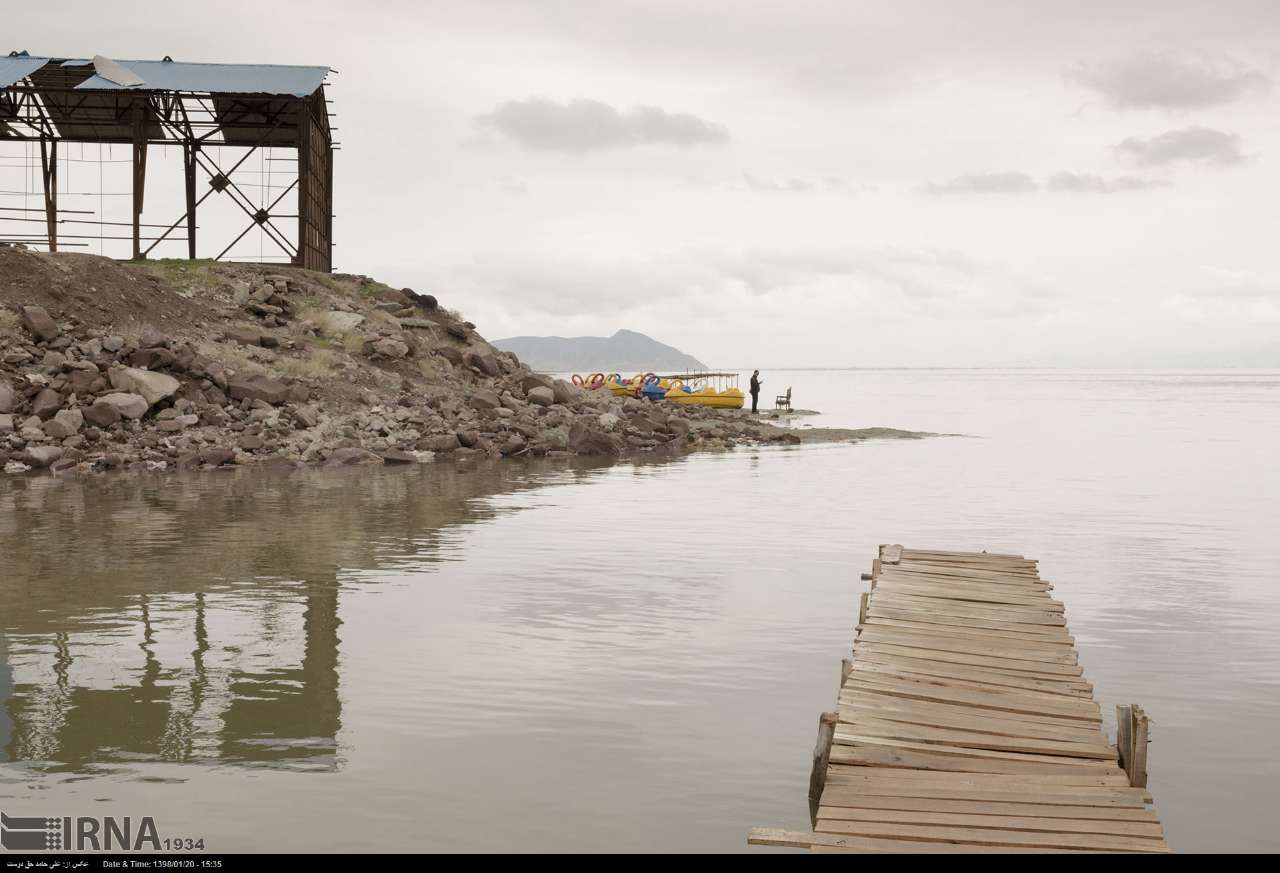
[{"xmin": 2, "ymin": 369, "xmax": 1278, "ymax": 853}]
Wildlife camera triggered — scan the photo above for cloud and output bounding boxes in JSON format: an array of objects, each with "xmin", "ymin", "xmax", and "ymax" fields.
[
  {"xmin": 730, "ymin": 174, "xmax": 863, "ymax": 194},
  {"xmin": 476, "ymin": 97, "xmax": 730, "ymax": 153},
  {"xmin": 1070, "ymin": 54, "xmax": 1271, "ymax": 110},
  {"xmin": 740, "ymin": 174, "xmax": 815, "ymax": 193},
  {"xmin": 1047, "ymin": 172, "xmax": 1172, "ymax": 193},
  {"xmin": 1115, "ymin": 126, "xmax": 1246, "ymax": 167},
  {"xmin": 920, "ymin": 173, "xmax": 1038, "ymax": 195},
  {"xmin": 430, "ymin": 246, "xmax": 1056, "ymax": 323}
]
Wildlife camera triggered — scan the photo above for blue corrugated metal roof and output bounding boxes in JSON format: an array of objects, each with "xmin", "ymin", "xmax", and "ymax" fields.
[
  {"xmin": 65, "ymin": 58, "xmax": 329, "ymax": 97},
  {"xmin": 0, "ymin": 55, "xmax": 50, "ymax": 89}
]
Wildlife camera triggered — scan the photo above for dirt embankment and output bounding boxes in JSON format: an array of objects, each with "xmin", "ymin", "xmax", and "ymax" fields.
[{"xmin": 1, "ymin": 248, "xmax": 808, "ymax": 476}]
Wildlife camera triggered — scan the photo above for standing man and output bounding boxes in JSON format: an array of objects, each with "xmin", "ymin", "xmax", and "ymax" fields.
[{"xmin": 749, "ymin": 369, "xmax": 762, "ymax": 414}]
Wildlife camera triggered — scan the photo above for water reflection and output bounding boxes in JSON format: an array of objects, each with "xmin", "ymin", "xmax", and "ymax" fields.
[{"xmin": 0, "ymin": 458, "xmax": 621, "ymax": 773}]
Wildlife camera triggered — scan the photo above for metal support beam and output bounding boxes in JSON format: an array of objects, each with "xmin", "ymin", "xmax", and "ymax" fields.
[
  {"xmin": 296, "ymin": 101, "xmax": 310, "ymax": 268},
  {"xmin": 183, "ymin": 142, "xmax": 198, "ymax": 260},
  {"xmin": 131, "ymin": 99, "xmax": 148, "ymax": 260},
  {"xmin": 38, "ymin": 137, "xmax": 57, "ymax": 252}
]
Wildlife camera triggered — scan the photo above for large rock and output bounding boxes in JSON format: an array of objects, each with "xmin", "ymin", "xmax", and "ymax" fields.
[
  {"xmin": 469, "ymin": 389, "xmax": 501, "ymax": 411},
  {"xmin": 82, "ymin": 399, "xmax": 123, "ymax": 427},
  {"xmin": 129, "ymin": 347, "xmax": 176, "ymax": 369},
  {"xmin": 67, "ymin": 369, "xmax": 100, "ymax": 395},
  {"xmin": 568, "ymin": 422, "xmax": 624, "ymax": 456},
  {"xmin": 227, "ymin": 374, "xmax": 291, "ymax": 405},
  {"xmin": 291, "ymin": 405, "xmax": 321, "ymax": 428},
  {"xmin": 314, "ymin": 310, "xmax": 365, "ymax": 336},
  {"xmin": 500, "ymin": 434, "xmax": 527, "ymax": 456},
  {"xmin": 324, "ymin": 447, "xmax": 384, "ymax": 467},
  {"xmin": 380, "ymin": 449, "xmax": 419, "ymax": 464},
  {"xmin": 22, "ymin": 446, "xmax": 64, "ymax": 469},
  {"xmin": 521, "ymin": 373, "xmax": 554, "ymax": 393},
  {"xmin": 425, "ymin": 433, "xmax": 460, "ymax": 453},
  {"xmin": 43, "ymin": 408, "xmax": 84, "ymax": 439},
  {"xmin": 433, "ymin": 346, "xmax": 463, "ymax": 365},
  {"xmin": 370, "ymin": 338, "xmax": 409, "ymax": 359},
  {"xmin": 0, "ymin": 381, "xmax": 16, "ymax": 414},
  {"xmin": 31, "ymin": 388, "xmax": 63, "ymax": 420},
  {"xmin": 94, "ymin": 392, "xmax": 149, "ymax": 421},
  {"xmin": 551, "ymin": 379, "xmax": 580, "ymax": 405},
  {"xmin": 199, "ymin": 447, "xmax": 236, "ymax": 467},
  {"xmin": 20, "ymin": 306, "xmax": 60, "ymax": 342},
  {"xmin": 109, "ymin": 367, "xmax": 180, "ymax": 407},
  {"xmin": 226, "ymin": 326, "xmax": 266, "ymax": 347},
  {"xmin": 138, "ymin": 327, "xmax": 171, "ymax": 349},
  {"xmin": 463, "ymin": 350, "xmax": 501, "ymax": 377},
  {"xmin": 527, "ymin": 386, "xmax": 554, "ymax": 407},
  {"xmin": 0, "ymin": 413, "xmax": 14, "ymax": 434}
]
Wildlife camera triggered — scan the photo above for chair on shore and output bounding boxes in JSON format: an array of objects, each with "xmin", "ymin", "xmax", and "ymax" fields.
[{"xmin": 775, "ymin": 387, "xmax": 792, "ymax": 412}]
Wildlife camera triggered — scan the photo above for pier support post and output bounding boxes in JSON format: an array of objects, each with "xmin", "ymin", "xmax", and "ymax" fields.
[
  {"xmin": 1116, "ymin": 704, "xmax": 1151, "ymax": 788},
  {"xmin": 808, "ymin": 711, "xmax": 838, "ymax": 825}
]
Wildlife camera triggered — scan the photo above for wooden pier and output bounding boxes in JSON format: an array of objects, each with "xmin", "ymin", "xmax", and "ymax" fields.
[{"xmin": 750, "ymin": 545, "xmax": 1169, "ymax": 853}]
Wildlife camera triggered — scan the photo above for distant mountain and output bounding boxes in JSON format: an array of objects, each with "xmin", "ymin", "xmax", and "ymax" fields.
[{"xmin": 492, "ymin": 329, "xmax": 707, "ymax": 373}]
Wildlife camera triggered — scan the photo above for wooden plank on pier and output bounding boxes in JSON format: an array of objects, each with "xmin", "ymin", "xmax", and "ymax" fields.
[{"xmin": 751, "ymin": 545, "xmax": 1169, "ymax": 853}]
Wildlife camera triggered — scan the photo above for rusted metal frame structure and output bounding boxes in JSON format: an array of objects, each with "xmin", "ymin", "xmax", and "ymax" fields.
[{"xmin": 0, "ymin": 55, "xmax": 333, "ymax": 270}]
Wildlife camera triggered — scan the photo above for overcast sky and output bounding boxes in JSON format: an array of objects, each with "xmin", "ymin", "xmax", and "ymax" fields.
[{"xmin": 10, "ymin": 1, "xmax": 1280, "ymax": 366}]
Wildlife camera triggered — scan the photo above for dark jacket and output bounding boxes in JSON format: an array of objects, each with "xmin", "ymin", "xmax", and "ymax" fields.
[{"xmin": 749, "ymin": 375, "xmax": 761, "ymax": 395}]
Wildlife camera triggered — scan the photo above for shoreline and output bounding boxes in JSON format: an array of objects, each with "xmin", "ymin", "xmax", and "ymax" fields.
[{"xmin": 1, "ymin": 250, "xmax": 940, "ymax": 480}]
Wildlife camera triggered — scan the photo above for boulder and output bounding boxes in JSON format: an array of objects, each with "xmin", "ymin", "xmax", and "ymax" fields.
[
  {"xmin": 315, "ymin": 310, "xmax": 365, "ymax": 336},
  {"xmin": 380, "ymin": 448, "xmax": 419, "ymax": 464},
  {"xmin": 21, "ymin": 446, "xmax": 64, "ymax": 469},
  {"xmin": 129, "ymin": 347, "xmax": 176, "ymax": 369},
  {"xmin": 199, "ymin": 447, "xmax": 236, "ymax": 467},
  {"xmin": 157, "ymin": 414, "xmax": 198, "ymax": 432},
  {"xmin": 370, "ymin": 338, "xmax": 409, "ymax": 359},
  {"xmin": 425, "ymin": 433, "xmax": 460, "ymax": 453},
  {"xmin": 225, "ymin": 326, "xmax": 265, "ymax": 347},
  {"xmin": 527, "ymin": 386, "xmax": 554, "ymax": 407},
  {"xmin": 433, "ymin": 345, "xmax": 463, "ymax": 365},
  {"xmin": 463, "ymin": 350, "xmax": 501, "ymax": 377},
  {"xmin": 568, "ymin": 422, "xmax": 624, "ymax": 456},
  {"xmin": 82, "ymin": 400, "xmax": 121, "ymax": 428},
  {"xmin": 0, "ymin": 413, "xmax": 13, "ymax": 434},
  {"xmin": 102, "ymin": 335, "xmax": 125, "ymax": 353},
  {"xmin": 67, "ymin": 369, "xmax": 99, "ymax": 395},
  {"xmin": 227, "ymin": 374, "xmax": 290, "ymax": 405},
  {"xmin": 43, "ymin": 408, "xmax": 84, "ymax": 439},
  {"xmin": 0, "ymin": 381, "xmax": 16, "ymax": 413},
  {"xmin": 291, "ymin": 405, "xmax": 320, "ymax": 428},
  {"xmin": 500, "ymin": 434, "xmax": 527, "ymax": 456},
  {"xmin": 550, "ymin": 376, "xmax": 581, "ymax": 404},
  {"xmin": 521, "ymin": 373, "xmax": 554, "ymax": 393},
  {"xmin": 31, "ymin": 388, "xmax": 63, "ymax": 420},
  {"xmin": 109, "ymin": 367, "xmax": 180, "ymax": 407},
  {"xmin": 94, "ymin": 392, "xmax": 149, "ymax": 421},
  {"xmin": 469, "ymin": 389, "xmax": 501, "ymax": 411},
  {"xmin": 324, "ymin": 447, "xmax": 384, "ymax": 466},
  {"xmin": 20, "ymin": 306, "xmax": 60, "ymax": 342},
  {"xmin": 455, "ymin": 429, "xmax": 479, "ymax": 448},
  {"xmin": 138, "ymin": 327, "xmax": 171, "ymax": 349}
]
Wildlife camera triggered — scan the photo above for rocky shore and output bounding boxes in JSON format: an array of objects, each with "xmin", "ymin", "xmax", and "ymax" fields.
[{"xmin": 1, "ymin": 248, "xmax": 805, "ymax": 477}]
